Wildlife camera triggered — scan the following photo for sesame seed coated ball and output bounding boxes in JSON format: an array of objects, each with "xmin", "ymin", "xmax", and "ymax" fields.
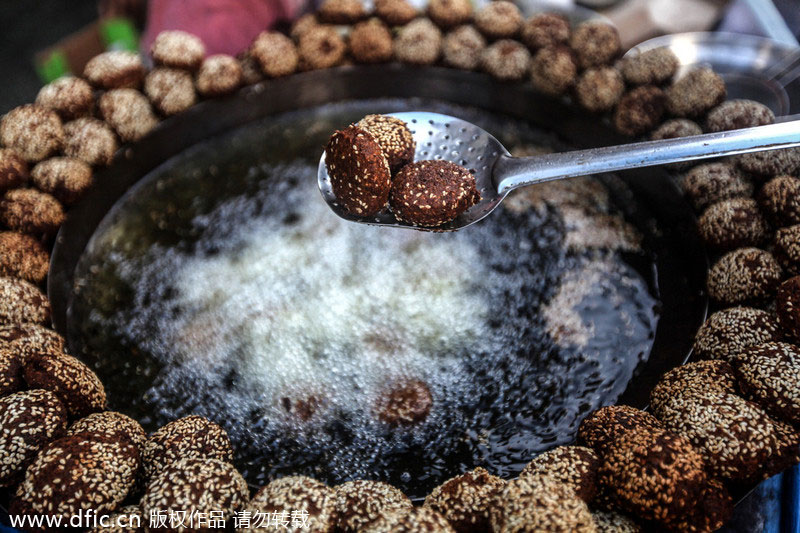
[
  {"xmin": 577, "ymin": 405, "xmax": 662, "ymax": 455},
  {"xmin": 656, "ymin": 389, "xmax": 799, "ymax": 481},
  {"xmin": 574, "ymin": 67, "xmax": 624, "ymax": 113},
  {"xmin": 569, "ymin": 21, "xmax": 621, "ymax": 69},
  {"xmin": 99, "ymin": 89, "xmax": 159, "ymax": 143},
  {"xmin": 11, "ymin": 434, "xmax": 138, "ymax": 524},
  {"xmin": 620, "ymin": 48, "xmax": 679, "ymax": 86},
  {"xmin": 144, "ymin": 68, "xmax": 197, "ymax": 116},
  {"xmin": 707, "ymin": 248, "xmax": 782, "ymax": 306},
  {"xmin": 325, "ymin": 125, "xmax": 391, "ymax": 216},
  {"xmin": 474, "ymin": 1, "xmax": 522, "ymax": 40},
  {"xmin": 0, "ymin": 389, "xmax": 67, "ymax": 486},
  {"xmin": 299, "ymin": 26, "xmax": 348, "ymax": 70},
  {"xmin": 758, "ymin": 175, "xmax": 800, "ymax": 227},
  {"xmin": 356, "ymin": 114, "xmax": 415, "ymax": 172},
  {"xmin": 529, "ymin": 45, "xmax": 578, "ymax": 96},
  {"xmin": 318, "ymin": 0, "xmax": 366, "ymax": 24},
  {"xmin": 83, "ymin": 51, "xmax": 146, "ymax": 90},
  {"xmin": 649, "ymin": 360, "xmax": 739, "ymax": 417},
  {"xmin": 68, "ymin": 411, "xmax": 147, "ymax": 451},
  {"xmin": 777, "ymin": 276, "xmax": 800, "ymax": 341},
  {"xmin": 705, "ymin": 99, "xmax": 774, "ymax": 133},
  {"xmin": 0, "ymin": 149, "xmax": 28, "ymax": 192},
  {"xmin": 735, "ymin": 147, "xmax": 800, "ymax": 178},
  {"xmin": 141, "ymin": 415, "xmax": 233, "ymax": 480},
  {"xmin": 375, "ymin": 0, "xmax": 418, "ymax": 26},
  {"xmin": 663, "ymin": 477, "xmax": 732, "ymax": 533},
  {"xmin": 680, "ymin": 162, "xmax": 752, "ymax": 212},
  {"xmin": 0, "ymin": 188, "xmax": 65, "ymax": 236},
  {"xmin": 251, "ymin": 31, "xmax": 299, "ymax": 78},
  {"xmin": 151, "ymin": 30, "xmax": 206, "ymax": 70},
  {"xmin": 196, "ymin": 54, "xmax": 242, "ymax": 97},
  {"xmin": 613, "ymin": 85, "xmax": 665, "ymax": 137},
  {"xmin": 35, "ymin": 76, "xmax": 94, "ymax": 120},
  {"xmin": 291, "ymin": 14, "xmax": 321, "ymax": 42},
  {"xmin": 489, "ymin": 475, "xmax": 596, "ymax": 533},
  {"xmin": 390, "ymin": 160, "xmax": 480, "ymax": 227},
  {"xmin": 428, "ymin": 0, "xmax": 473, "ymax": 29},
  {"xmin": 775, "ymin": 225, "xmax": 800, "ymax": 276},
  {"xmin": 375, "ymin": 377, "xmax": 433, "ymax": 426},
  {"xmin": 0, "ymin": 345, "xmax": 23, "ymax": 396},
  {"xmin": 442, "ymin": 25, "xmax": 487, "ymax": 70},
  {"xmin": 650, "ymin": 118, "xmax": 702, "ymax": 140},
  {"xmin": 24, "ymin": 351, "xmax": 106, "ymax": 418},
  {"xmin": 349, "ymin": 18, "xmax": 394, "ymax": 64},
  {"xmin": 590, "ymin": 510, "xmax": 640, "ymax": 533},
  {"xmin": 598, "ymin": 427, "xmax": 706, "ymax": 524},
  {"xmin": 394, "ymin": 18, "xmax": 443, "ymax": 66},
  {"xmin": 665, "ymin": 68, "xmax": 726, "ymax": 118},
  {"xmin": 334, "ymin": 480, "xmax": 413, "ymax": 532},
  {"xmin": 87, "ymin": 505, "xmax": 142, "ymax": 533},
  {"xmin": 734, "ymin": 341, "xmax": 800, "ymax": 426},
  {"xmin": 370, "ymin": 507, "xmax": 456, "ymax": 533},
  {"xmin": 63, "ymin": 117, "xmax": 119, "ymax": 167},
  {"xmin": 0, "ymin": 231, "xmax": 49, "ymax": 283},
  {"xmin": 697, "ymin": 197, "xmax": 769, "ymax": 252},
  {"xmin": 693, "ymin": 307, "xmax": 781, "ymax": 361},
  {"xmin": 244, "ymin": 476, "xmax": 336, "ymax": 533},
  {"xmin": 520, "ymin": 445, "xmax": 599, "ymax": 503},
  {"xmin": 0, "ymin": 277, "xmax": 50, "ymax": 326},
  {"xmin": 481, "ymin": 39, "xmax": 531, "ymax": 82},
  {"xmin": 0, "ymin": 323, "xmax": 66, "ymax": 364},
  {"xmin": 423, "ymin": 467, "xmax": 506, "ymax": 533},
  {"xmin": 521, "ymin": 13, "xmax": 570, "ymax": 50},
  {"xmin": 0, "ymin": 104, "xmax": 64, "ymax": 163},
  {"xmin": 31, "ymin": 156, "xmax": 93, "ymax": 205}
]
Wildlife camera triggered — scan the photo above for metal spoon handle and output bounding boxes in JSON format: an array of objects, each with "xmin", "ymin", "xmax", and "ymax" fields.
[{"xmin": 494, "ymin": 120, "xmax": 800, "ymax": 194}]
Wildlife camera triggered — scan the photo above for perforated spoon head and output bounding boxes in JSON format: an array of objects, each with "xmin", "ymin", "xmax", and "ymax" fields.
[{"xmin": 318, "ymin": 111, "xmax": 508, "ymax": 231}]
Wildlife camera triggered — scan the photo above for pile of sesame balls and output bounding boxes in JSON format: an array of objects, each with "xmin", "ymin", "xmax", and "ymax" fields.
[{"xmin": 0, "ymin": 0, "xmax": 799, "ymax": 530}]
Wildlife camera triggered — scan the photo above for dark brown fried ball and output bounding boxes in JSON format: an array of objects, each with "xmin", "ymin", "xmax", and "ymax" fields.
[
  {"xmin": 369, "ymin": 507, "xmax": 455, "ymax": 533},
  {"xmin": 734, "ymin": 341, "xmax": 800, "ymax": 426},
  {"xmin": 650, "ymin": 118, "xmax": 702, "ymax": 140},
  {"xmin": 428, "ymin": 0, "xmax": 473, "ymax": 29},
  {"xmin": 707, "ymin": 247, "xmax": 782, "ymax": 306},
  {"xmin": 196, "ymin": 54, "xmax": 242, "ymax": 97},
  {"xmin": 735, "ymin": 147, "xmax": 800, "ymax": 178},
  {"xmin": 0, "ymin": 389, "xmax": 67, "ymax": 486},
  {"xmin": 598, "ymin": 427, "xmax": 706, "ymax": 524},
  {"xmin": 423, "ymin": 467, "xmax": 506, "ymax": 533},
  {"xmin": 24, "ymin": 351, "xmax": 106, "ymax": 418},
  {"xmin": 664, "ymin": 477, "xmax": 733, "ymax": 533},
  {"xmin": 521, "ymin": 13, "xmax": 570, "ymax": 50},
  {"xmin": 325, "ymin": 125, "xmax": 392, "ymax": 216},
  {"xmin": 374, "ymin": 0, "xmax": 418, "ymax": 26},
  {"xmin": 530, "ymin": 45, "xmax": 577, "ymax": 96},
  {"xmin": 0, "ymin": 149, "xmax": 29, "ymax": 192},
  {"xmin": 141, "ymin": 415, "xmax": 233, "ymax": 479},
  {"xmin": 0, "ymin": 324, "xmax": 66, "ymax": 365},
  {"xmin": 613, "ymin": 85, "xmax": 665, "ymax": 137},
  {"xmin": 697, "ymin": 197, "xmax": 769, "ymax": 251},
  {"xmin": 775, "ymin": 225, "xmax": 800, "ymax": 276},
  {"xmin": 31, "ymin": 156, "xmax": 93, "ymax": 205},
  {"xmin": 649, "ymin": 360, "xmax": 739, "ymax": 417},
  {"xmin": 665, "ymin": 68, "xmax": 726, "ymax": 117},
  {"xmin": 442, "ymin": 25, "xmax": 487, "ymax": 70},
  {"xmin": 758, "ymin": 175, "xmax": 800, "ymax": 227},
  {"xmin": 334, "ymin": 480, "xmax": 413, "ymax": 532},
  {"xmin": 474, "ymin": 1, "xmax": 523, "ymax": 40},
  {"xmin": 144, "ymin": 67, "xmax": 198, "ymax": 116},
  {"xmin": 251, "ymin": 31, "xmax": 299, "ymax": 78},
  {"xmin": 35, "ymin": 76, "xmax": 94, "ymax": 120},
  {"xmin": 705, "ymin": 99, "xmax": 774, "ymax": 132},
  {"xmin": 318, "ymin": 0, "xmax": 365, "ymax": 24},
  {"xmin": 0, "ymin": 277, "xmax": 50, "ymax": 326},
  {"xmin": 577, "ymin": 405, "xmax": 662, "ymax": 455},
  {"xmin": 63, "ymin": 117, "xmax": 119, "ymax": 167},
  {"xmin": 98, "ymin": 89, "xmax": 159, "ymax": 143},
  {"xmin": 67, "ymin": 411, "xmax": 147, "ymax": 451},
  {"xmin": 777, "ymin": 276, "xmax": 800, "ymax": 341},
  {"xmin": 481, "ymin": 39, "xmax": 531, "ymax": 81},
  {"xmin": 151, "ymin": 30, "xmax": 206, "ymax": 70},
  {"xmin": 83, "ymin": 51, "xmax": 146, "ymax": 90},
  {"xmin": 390, "ymin": 160, "xmax": 480, "ymax": 227},
  {"xmin": 574, "ymin": 67, "xmax": 624, "ymax": 113},
  {"xmin": 0, "ymin": 231, "xmax": 49, "ymax": 283},
  {"xmin": 680, "ymin": 162, "xmax": 752, "ymax": 212},
  {"xmin": 299, "ymin": 25, "xmax": 347, "ymax": 70},
  {"xmin": 395, "ymin": 18, "xmax": 443, "ymax": 65},
  {"xmin": 0, "ymin": 104, "xmax": 64, "ymax": 163},
  {"xmin": 349, "ymin": 18, "xmax": 394, "ymax": 64},
  {"xmin": 621, "ymin": 47, "xmax": 679, "ymax": 86},
  {"xmin": 375, "ymin": 378, "xmax": 433, "ymax": 426},
  {"xmin": 247, "ymin": 475, "xmax": 336, "ymax": 532},
  {"xmin": 356, "ymin": 114, "xmax": 415, "ymax": 172},
  {"xmin": 521, "ymin": 445, "xmax": 599, "ymax": 502},
  {"xmin": 0, "ymin": 188, "xmax": 65, "ymax": 236},
  {"xmin": 693, "ymin": 307, "xmax": 781, "ymax": 361},
  {"xmin": 569, "ymin": 21, "xmax": 621, "ymax": 69}
]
